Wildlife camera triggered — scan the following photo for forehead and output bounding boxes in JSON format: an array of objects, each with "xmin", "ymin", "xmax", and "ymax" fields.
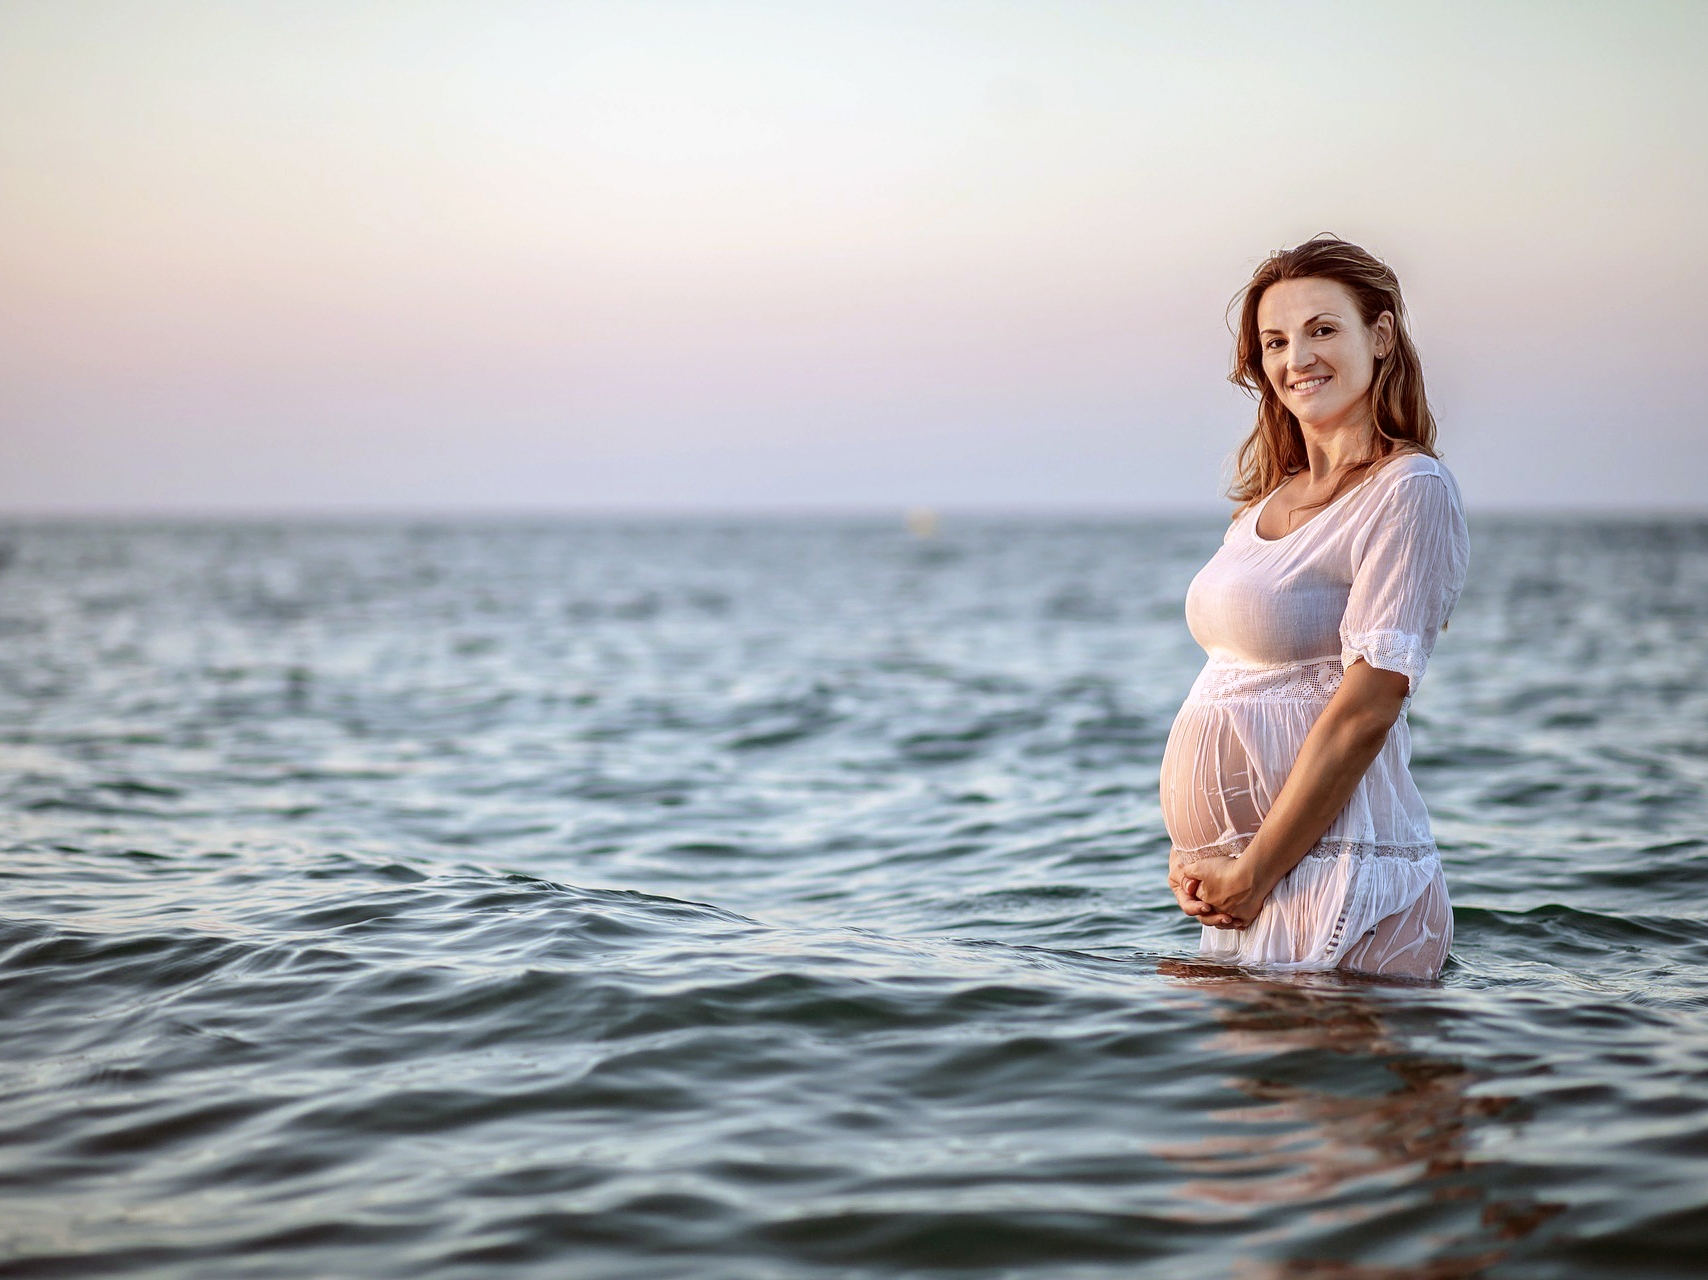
[{"xmin": 1256, "ymin": 277, "xmax": 1360, "ymax": 330}]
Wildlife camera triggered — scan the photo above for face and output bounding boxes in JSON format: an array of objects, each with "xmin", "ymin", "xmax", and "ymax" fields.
[{"xmin": 1255, "ymin": 277, "xmax": 1394, "ymax": 435}]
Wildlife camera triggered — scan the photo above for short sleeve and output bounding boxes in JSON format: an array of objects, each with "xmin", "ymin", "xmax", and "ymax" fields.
[{"xmin": 1339, "ymin": 470, "xmax": 1469, "ymax": 696}]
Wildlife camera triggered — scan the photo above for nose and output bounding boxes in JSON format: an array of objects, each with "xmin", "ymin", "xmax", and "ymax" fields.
[{"xmin": 1286, "ymin": 342, "xmax": 1318, "ymax": 373}]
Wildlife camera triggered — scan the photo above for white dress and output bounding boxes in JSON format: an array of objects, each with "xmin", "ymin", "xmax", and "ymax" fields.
[{"xmin": 1161, "ymin": 453, "xmax": 1470, "ymax": 978}]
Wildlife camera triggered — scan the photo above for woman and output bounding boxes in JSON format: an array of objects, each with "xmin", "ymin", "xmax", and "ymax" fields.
[{"xmin": 1162, "ymin": 235, "xmax": 1469, "ymax": 980}]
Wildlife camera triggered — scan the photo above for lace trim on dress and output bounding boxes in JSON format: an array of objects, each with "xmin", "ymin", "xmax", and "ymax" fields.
[
  {"xmin": 1172, "ymin": 835, "xmax": 1439, "ymax": 867},
  {"xmin": 1340, "ymin": 629, "xmax": 1426, "ymax": 689},
  {"xmin": 1188, "ymin": 656, "xmax": 1345, "ymax": 703}
]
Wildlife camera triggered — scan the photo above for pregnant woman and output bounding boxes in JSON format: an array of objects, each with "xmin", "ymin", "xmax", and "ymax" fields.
[{"xmin": 1163, "ymin": 236, "xmax": 1469, "ymax": 980}]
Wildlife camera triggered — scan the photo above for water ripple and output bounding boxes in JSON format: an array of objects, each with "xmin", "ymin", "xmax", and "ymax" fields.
[{"xmin": 1, "ymin": 517, "xmax": 1707, "ymax": 1277}]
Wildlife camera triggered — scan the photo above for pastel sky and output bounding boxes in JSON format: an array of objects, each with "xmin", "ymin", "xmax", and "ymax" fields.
[{"xmin": 2, "ymin": 0, "xmax": 1704, "ymax": 514}]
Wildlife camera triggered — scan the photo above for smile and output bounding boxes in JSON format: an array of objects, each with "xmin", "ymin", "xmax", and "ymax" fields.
[{"xmin": 1289, "ymin": 376, "xmax": 1331, "ymax": 393}]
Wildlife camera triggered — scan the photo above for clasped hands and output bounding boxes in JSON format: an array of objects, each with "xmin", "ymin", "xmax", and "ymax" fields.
[{"xmin": 1168, "ymin": 847, "xmax": 1276, "ymax": 931}]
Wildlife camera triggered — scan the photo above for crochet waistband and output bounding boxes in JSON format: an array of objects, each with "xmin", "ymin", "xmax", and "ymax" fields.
[{"xmin": 1186, "ymin": 655, "xmax": 1345, "ymax": 703}]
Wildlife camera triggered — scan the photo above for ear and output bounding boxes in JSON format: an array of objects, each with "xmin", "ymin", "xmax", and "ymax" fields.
[{"xmin": 1372, "ymin": 310, "xmax": 1396, "ymax": 358}]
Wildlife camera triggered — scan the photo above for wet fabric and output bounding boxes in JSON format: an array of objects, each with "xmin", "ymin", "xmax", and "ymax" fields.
[{"xmin": 1161, "ymin": 453, "xmax": 1470, "ymax": 978}]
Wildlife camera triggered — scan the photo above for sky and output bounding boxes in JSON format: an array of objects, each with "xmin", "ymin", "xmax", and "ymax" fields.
[{"xmin": 1, "ymin": 0, "xmax": 1704, "ymax": 515}]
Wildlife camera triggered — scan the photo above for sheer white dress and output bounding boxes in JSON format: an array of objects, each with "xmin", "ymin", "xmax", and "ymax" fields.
[{"xmin": 1161, "ymin": 453, "xmax": 1469, "ymax": 979}]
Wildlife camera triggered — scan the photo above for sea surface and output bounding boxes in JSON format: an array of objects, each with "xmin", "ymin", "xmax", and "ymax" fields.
[{"xmin": 2, "ymin": 515, "xmax": 1707, "ymax": 1279}]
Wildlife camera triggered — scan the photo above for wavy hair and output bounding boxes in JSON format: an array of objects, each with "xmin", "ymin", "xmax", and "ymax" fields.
[{"xmin": 1227, "ymin": 235, "xmax": 1437, "ymax": 516}]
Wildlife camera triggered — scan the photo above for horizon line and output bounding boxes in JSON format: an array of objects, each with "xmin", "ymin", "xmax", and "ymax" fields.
[{"xmin": 3, "ymin": 501, "xmax": 1707, "ymax": 525}]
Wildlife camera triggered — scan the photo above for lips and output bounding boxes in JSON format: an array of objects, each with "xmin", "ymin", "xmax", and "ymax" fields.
[{"xmin": 1289, "ymin": 375, "xmax": 1331, "ymax": 394}]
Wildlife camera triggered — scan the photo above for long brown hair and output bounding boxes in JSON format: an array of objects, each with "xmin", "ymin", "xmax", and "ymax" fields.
[{"xmin": 1228, "ymin": 235, "xmax": 1437, "ymax": 517}]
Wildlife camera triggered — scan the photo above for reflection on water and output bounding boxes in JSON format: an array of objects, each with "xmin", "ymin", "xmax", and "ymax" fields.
[{"xmin": 1159, "ymin": 961, "xmax": 1563, "ymax": 1277}]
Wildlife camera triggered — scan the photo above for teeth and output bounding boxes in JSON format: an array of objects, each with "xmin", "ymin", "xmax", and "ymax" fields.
[{"xmin": 1291, "ymin": 376, "xmax": 1330, "ymax": 391}]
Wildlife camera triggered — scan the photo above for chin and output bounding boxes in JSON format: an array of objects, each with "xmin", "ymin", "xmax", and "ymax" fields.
[{"xmin": 1293, "ymin": 399, "xmax": 1356, "ymax": 429}]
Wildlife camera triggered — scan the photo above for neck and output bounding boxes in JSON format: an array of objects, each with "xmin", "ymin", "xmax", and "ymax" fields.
[{"xmin": 1299, "ymin": 416, "xmax": 1378, "ymax": 485}]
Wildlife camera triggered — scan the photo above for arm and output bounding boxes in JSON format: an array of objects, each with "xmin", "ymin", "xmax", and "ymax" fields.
[{"xmin": 1185, "ymin": 658, "xmax": 1408, "ymax": 924}]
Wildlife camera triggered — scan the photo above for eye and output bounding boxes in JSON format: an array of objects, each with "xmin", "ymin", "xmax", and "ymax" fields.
[
  {"xmin": 1312, "ymin": 325, "xmax": 1336, "ymax": 338},
  {"xmin": 1264, "ymin": 338, "xmax": 1285, "ymax": 351}
]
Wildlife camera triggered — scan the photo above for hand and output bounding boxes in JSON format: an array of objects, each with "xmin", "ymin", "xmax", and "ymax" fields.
[
  {"xmin": 1169, "ymin": 849, "xmax": 1246, "ymax": 930},
  {"xmin": 1187, "ymin": 854, "xmax": 1276, "ymax": 926}
]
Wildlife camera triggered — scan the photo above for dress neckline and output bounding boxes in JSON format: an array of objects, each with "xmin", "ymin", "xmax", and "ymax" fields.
[{"xmin": 1249, "ymin": 461, "xmax": 1399, "ymax": 544}]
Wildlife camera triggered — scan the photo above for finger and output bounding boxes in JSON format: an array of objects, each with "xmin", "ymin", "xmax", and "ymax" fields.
[
  {"xmin": 1173, "ymin": 881, "xmax": 1204, "ymax": 908},
  {"xmin": 1189, "ymin": 894, "xmax": 1223, "ymax": 914}
]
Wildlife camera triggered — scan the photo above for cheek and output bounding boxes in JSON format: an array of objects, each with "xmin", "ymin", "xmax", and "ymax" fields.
[{"xmin": 1336, "ymin": 352, "xmax": 1375, "ymax": 394}]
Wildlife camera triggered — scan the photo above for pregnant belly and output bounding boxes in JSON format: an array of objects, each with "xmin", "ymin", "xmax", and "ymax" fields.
[
  {"xmin": 1161, "ymin": 683, "xmax": 1345, "ymax": 854},
  {"xmin": 1159, "ymin": 703, "xmax": 1276, "ymax": 856}
]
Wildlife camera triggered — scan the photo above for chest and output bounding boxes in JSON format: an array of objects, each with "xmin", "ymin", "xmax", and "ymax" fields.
[
  {"xmin": 1256, "ymin": 483, "xmax": 1339, "ymax": 541},
  {"xmin": 1184, "ymin": 536, "xmax": 1357, "ymax": 663}
]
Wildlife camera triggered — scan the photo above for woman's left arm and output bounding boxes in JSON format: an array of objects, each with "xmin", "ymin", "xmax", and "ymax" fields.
[{"xmin": 1185, "ymin": 659, "xmax": 1408, "ymax": 924}]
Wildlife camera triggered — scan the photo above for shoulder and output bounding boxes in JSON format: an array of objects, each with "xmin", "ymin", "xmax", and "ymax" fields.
[
  {"xmin": 1375, "ymin": 450, "xmax": 1449, "ymax": 487},
  {"xmin": 1350, "ymin": 452, "xmax": 1469, "ymax": 558},
  {"xmin": 1368, "ymin": 452, "xmax": 1464, "ymax": 514},
  {"xmin": 1224, "ymin": 493, "xmax": 1267, "ymax": 542}
]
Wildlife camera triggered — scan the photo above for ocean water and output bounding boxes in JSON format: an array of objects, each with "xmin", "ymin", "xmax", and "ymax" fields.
[{"xmin": 2, "ymin": 515, "xmax": 1707, "ymax": 1279}]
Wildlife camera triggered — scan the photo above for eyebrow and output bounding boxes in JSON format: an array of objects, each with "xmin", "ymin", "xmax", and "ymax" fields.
[{"xmin": 1259, "ymin": 312, "xmax": 1342, "ymax": 337}]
